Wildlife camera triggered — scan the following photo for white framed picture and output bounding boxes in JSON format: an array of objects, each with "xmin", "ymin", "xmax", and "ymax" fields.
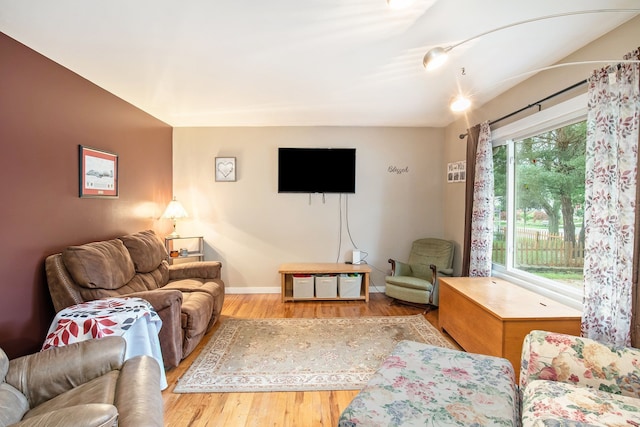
[
  {"xmin": 215, "ymin": 157, "xmax": 236, "ymax": 182},
  {"xmin": 447, "ymin": 161, "xmax": 466, "ymax": 183}
]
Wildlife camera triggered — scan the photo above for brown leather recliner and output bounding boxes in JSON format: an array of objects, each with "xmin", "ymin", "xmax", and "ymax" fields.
[
  {"xmin": 0, "ymin": 336, "xmax": 163, "ymax": 427},
  {"xmin": 45, "ymin": 230, "xmax": 225, "ymax": 369}
]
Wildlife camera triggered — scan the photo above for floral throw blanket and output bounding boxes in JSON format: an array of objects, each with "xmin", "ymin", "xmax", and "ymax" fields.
[{"xmin": 42, "ymin": 297, "xmax": 159, "ymax": 350}]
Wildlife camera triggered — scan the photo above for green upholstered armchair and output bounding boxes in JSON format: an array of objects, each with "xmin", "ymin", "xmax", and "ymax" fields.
[{"xmin": 385, "ymin": 238, "xmax": 454, "ymax": 307}]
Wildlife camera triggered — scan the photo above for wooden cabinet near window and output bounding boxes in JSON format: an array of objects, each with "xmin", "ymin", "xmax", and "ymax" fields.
[{"xmin": 438, "ymin": 276, "xmax": 582, "ymax": 377}]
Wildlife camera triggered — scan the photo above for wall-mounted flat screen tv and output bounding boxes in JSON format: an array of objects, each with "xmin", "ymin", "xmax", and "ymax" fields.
[{"xmin": 278, "ymin": 148, "xmax": 356, "ymax": 193}]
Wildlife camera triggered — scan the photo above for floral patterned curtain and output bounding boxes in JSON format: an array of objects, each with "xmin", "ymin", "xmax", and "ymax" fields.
[
  {"xmin": 582, "ymin": 48, "xmax": 640, "ymax": 347},
  {"xmin": 467, "ymin": 121, "xmax": 494, "ymax": 277}
]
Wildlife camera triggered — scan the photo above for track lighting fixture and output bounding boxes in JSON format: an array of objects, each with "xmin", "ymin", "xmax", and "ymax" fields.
[
  {"xmin": 422, "ymin": 9, "xmax": 640, "ymax": 71},
  {"xmin": 422, "ymin": 46, "xmax": 449, "ymax": 71}
]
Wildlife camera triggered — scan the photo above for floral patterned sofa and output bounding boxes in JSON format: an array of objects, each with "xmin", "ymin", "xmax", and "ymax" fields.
[
  {"xmin": 520, "ymin": 330, "xmax": 640, "ymax": 426},
  {"xmin": 338, "ymin": 331, "xmax": 640, "ymax": 426}
]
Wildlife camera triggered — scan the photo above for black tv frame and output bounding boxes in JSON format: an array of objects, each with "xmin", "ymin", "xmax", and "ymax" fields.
[{"xmin": 278, "ymin": 147, "xmax": 356, "ymax": 194}]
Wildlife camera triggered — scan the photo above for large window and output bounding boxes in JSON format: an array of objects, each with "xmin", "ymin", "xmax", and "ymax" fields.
[{"xmin": 491, "ymin": 94, "xmax": 587, "ymax": 304}]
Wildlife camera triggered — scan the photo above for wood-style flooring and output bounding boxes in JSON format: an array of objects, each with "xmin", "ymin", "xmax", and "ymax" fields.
[{"xmin": 162, "ymin": 293, "xmax": 457, "ymax": 427}]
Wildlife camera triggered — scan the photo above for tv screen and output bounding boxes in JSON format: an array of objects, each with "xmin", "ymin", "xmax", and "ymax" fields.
[{"xmin": 278, "ymin": 148, "xmax": 356, "ymax": 193}]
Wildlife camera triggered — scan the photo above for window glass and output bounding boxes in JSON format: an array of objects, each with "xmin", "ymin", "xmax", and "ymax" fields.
[
  {"xmin": 492, "ymin": 120, "xmax": 586, "ymax": 294},
  {"xmin": 492, "ymin": 145, "xmax": 507, "ymax": 267}
]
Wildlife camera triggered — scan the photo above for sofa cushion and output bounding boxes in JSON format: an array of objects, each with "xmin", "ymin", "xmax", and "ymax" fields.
[
  {"xmin": 180, "ymin": 291, "xmax": 214, "ymax": 357},
  {"xmin": 164, "ymin": 278, "xmax": 223, "ymax": 299},
  {"xmin": 23, "ymin": 371, "xmax": 119, "ymax": 420},
  {"xmin": 0, "ymin": 383, "xmax": 29, "ymax": 427},
  {"xmin": 522, "ymin": 379, "xmax": 640, "ymax": 426},
  {"xmin": 62, "ymin": 239, "xmax": 135, "ymax": 290},
  {"xmin": 407, "ymin": 238, "xmax": 453, "ymax": 281},
  {"xmin": 0, "ymin": 347, "xmax": 7, "ymax": 382},
  {"xmin": 0, "ymin": 347, "xmax": 28, "ymax": 427},
  {"xmin": 181, "ymin": 292, "xmax": 214, "ymax": 333},
  {"xmin": 119, "ymin": 230, "xmax": 168, "ymax": 274},
  {"xmin": 123, "ymin": 266, "xmax": 170, "ymax": 291},
  {"xmin": 19, "ymin": 404, "xmax": 118, "ymax": 427},
  {"xmin": 384, "ymin": 275, "xmax": 433, "ymax": 291},
  {"xmin": 520, "ymin": 330, "xmax": 640, "ymax": 398}
]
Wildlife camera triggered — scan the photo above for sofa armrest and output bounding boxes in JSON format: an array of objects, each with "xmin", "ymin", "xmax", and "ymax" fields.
[
  {"xmin": 45, "ymin": 254, "xmax": 85, "ymax": 312},
  {"xmin": 114, "ymin": 355, "xmax": 164, "ymax": 427},
  {"xmin": 169, "ymin": 261, "xmax": 222, "ymax": 280},
  {"xmin": 12, "ymin": 404, "xmax": 118, "ymax": 427},
  {"xmin": 121, "ymin": 289, "xmax": 183, "ymax": 370},
  {"xmin": 6, "ymin": 337, "xmax": 125, "ymax": 408},
  {"xmin": 520, "ymin": 330, "xmax": 640, "ymax": 398},
  {"xmin": 124, "ymin": 289, "xmax": 183, "ymax": 312}
]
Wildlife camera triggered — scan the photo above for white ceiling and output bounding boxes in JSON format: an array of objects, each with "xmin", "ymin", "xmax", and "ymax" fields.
[{"xmin": 1, "ymin": 1, "xmax": 638, "ymax": 127}]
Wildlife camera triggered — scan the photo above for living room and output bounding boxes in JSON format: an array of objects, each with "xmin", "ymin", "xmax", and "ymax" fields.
[{"xmin": 2, "ymin": 2, "xmax": 640, "ymax": 425}]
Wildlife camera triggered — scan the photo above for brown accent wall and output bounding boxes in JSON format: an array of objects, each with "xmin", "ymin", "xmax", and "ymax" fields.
[{"xmin": 0, "ymin": 33, "xmax": 173, "ymax": 358}]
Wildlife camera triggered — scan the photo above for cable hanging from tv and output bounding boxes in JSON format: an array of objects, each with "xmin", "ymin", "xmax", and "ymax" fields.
[{"xmin": 308, "ymin": 193, "xmax": 327, "ymax": 205}]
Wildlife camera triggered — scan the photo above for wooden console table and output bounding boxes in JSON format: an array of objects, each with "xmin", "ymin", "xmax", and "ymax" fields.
[
  {"xmin": 279, "ymin": 263, "xmax": 371, "ymax": 302},
  {"xmin": 439, "ymin": 277, "xmax": 582, "ymax": 377}
]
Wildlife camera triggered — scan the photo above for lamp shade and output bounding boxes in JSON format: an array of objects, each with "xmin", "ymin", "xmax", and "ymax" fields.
[
  {"xmin": 423, "ymin": 47, "xmax": 449, "ymax": 71},
  {"xmin": 450, "ymin": 94, "xmax": 471, "ymax": 112},
  {"xmin": 161, "ymin": 197, "xmax": 189, "ymax": 220}
]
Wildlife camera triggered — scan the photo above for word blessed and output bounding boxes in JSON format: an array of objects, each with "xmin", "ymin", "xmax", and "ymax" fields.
[{"xmin": 388, "ymin": 166, "xmax": 409, "ymax": 175}]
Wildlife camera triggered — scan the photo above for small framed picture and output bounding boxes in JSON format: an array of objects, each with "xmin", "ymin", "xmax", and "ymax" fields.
[
  {"xmin": 447, "ymin": 160, "xmax": 466, "ymax": 183},
  {"xmin": 215, "ymin": 157, "xmax": 236, "ymax": 182},
  {"xmin": 79, "ymin": 145, "xmax": 118, "ymax": 197}
]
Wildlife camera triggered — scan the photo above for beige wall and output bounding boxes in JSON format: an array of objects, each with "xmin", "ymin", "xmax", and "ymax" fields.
[
  {"xmin": 443, "ymin": 15, "xmax": 640, "ymax": 275},
  {"xmin": 172, "ymin": 15, "xmax": 640, "ymax": 290},
  {"xmin": 173, "ymin": 126, "xmax": 444, "ymax": 291}
]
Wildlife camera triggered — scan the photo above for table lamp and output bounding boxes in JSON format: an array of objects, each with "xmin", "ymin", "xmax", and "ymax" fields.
[{"xmin": 161, "ymin": 197, "xmax": 189, "ymax": 238}]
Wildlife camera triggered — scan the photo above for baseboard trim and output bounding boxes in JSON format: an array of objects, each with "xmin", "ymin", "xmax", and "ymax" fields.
[{"xmin": 225, "ymin": 287, "xmax": 281, "ymax": 294}]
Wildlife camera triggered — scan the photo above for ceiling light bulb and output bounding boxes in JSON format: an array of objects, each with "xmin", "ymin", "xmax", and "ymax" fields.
[
  {"xmin": 386, "ymin": 0, "xmax": 416, "ymax": 9},
  {"xmin": 423, "ymin": 47, "xmax": 448, "ymax": 71},
  {"xmin": 450, "ymin": 95, "xmax": 471, "ymax": 112}
]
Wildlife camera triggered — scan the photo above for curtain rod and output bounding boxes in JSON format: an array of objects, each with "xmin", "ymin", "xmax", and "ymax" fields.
[{"xmin": 458, "ymin": 79, "xmax": 588, "ymax": 139}]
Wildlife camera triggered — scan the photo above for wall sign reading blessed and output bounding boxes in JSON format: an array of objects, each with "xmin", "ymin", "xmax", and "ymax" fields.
[
  {"xmin": 388, "ymin": 166, "xmax": 409, "ymax": 175},
  {"xmin": 215, "ymin": 157, "xmax": 236, "ymax": 182}
]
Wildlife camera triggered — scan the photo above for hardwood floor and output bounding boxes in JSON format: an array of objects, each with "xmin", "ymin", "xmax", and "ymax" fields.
[{"xmin": 162, "ymin": 293, "xmax": 457, "ymax": 427}]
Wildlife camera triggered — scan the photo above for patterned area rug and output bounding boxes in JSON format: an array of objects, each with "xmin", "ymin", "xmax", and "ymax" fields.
[{"xmin": 174, "ymin": 315, "xmax": 455, "ymax": 393}]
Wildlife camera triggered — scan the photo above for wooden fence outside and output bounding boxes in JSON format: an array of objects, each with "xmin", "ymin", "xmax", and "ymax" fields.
[{"xmin": 492, "ymin": 227, "xmax": 584, "ymax": 268}]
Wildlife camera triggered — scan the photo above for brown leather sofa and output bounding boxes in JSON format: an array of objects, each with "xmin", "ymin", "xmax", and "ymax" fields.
[
  {"xmin": 45, "ymin": 229, "xmax": 225, "ymax": 369},
  {"xmin": 0, "ymin": 336, "xmax": 163, "ymax": 427}
]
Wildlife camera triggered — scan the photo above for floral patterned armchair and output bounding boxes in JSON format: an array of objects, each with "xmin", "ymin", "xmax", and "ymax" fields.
[
  {"xmin": 338, "ymin": 331, "xmax": 640, "ymax": 427},
  {"xmin": 520, "ymin": 330, "xmax": 640, "ymax": 426}
]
